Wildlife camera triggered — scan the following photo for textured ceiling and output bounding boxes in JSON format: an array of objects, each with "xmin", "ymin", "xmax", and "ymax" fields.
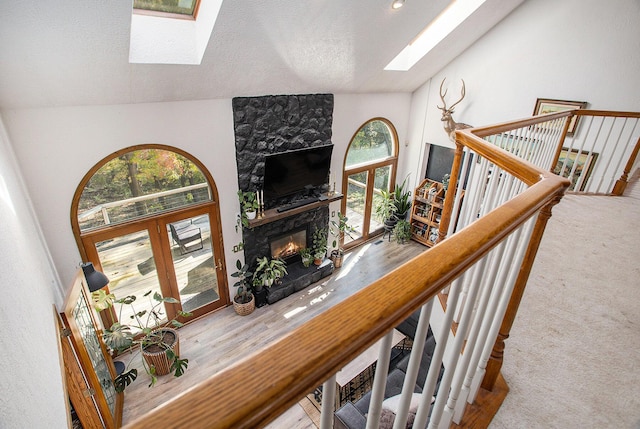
[{"xmin": 0, "ymin": 0, "xmax": 524, "ymax": 110}]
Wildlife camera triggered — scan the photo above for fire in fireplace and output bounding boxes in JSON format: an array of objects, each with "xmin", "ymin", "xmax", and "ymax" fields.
[{"xmin": 269, "ymin": 227, "xmax": 307, "ymax": 261}]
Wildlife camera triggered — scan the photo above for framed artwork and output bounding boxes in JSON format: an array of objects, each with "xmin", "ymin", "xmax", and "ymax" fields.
[
  {"xmin": 533, "ymin": 98, "xmax": 588, "ymax": 136},
  {"xmin": 553, "ymin": 147, "xmax": 598, "ymax": 191}
]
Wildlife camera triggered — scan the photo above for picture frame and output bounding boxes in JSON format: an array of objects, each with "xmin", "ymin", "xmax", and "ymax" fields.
[
  {"xmin": 553, "ymin": 147, "xmax": 598, "ymax": 191},
  {"xmin": 533, "ymin": 98, "xmax": 588, "ymax": 136}
]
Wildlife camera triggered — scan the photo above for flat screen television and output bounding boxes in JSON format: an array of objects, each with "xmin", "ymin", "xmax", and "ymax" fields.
[{"xmin": 263, "ymin": 144, "xmax": 333, "ymax": 206}]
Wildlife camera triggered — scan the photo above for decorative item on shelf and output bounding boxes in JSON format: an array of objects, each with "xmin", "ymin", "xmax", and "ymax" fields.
[
  {"xmin": 257, "ymin": 189, "xmax": 265, "ymax": 218},
  {"xmin": 428, "ymin": 185, "xmax": 438, "ymax": 202},
  {"xmin": 92, "ymin": 289, "xmax": 193, "ymax": 392},
  {"xmin": 299, "ymin": 248, "xmax": 313, "ymax": 268},
  {"xmin": 231, "ymin": 259, "xmax": 255, "ymax": 315},
  {"xmin": 393, "ymin": 219, "xmax": 411, "ymax": 244},
  {"xmin": 238, "ymin": 190, "xmax": 260, "ymax": 227},
  {"xmin": 429, "ymin": 227, "xmax": 439, "ymax": 243},
  {"xmin": 442, "ymin": 174, "xmax": 450, "ymax": 192},
  {"xmin": 329, "ymin": 212, "xmax": 355, "ymax": 268},
  {"xmin": 438, "ymin": 78, "xmax": 472, "ymax": 141},
  {"xmin": 253, "ymin": 256, "xmax": 288, "ymax": 288},
  {"xmin": 311, "ymin": 227, "xmax": 328, "ymax": 265}
]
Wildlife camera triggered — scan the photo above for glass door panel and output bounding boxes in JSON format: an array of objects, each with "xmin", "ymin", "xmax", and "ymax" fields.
[
  {"xmin": 345, "ymin": 171, "xmax": 368, "ymax": 244},
  {"xmin": 96, "ymin": 230, "xmax": 164, "ymax": 332},
  {"xmin": 371, "ymin": 165, "xmax": 392, "ymax": 232},
  {"xmin": 166, "ymin": 214, "xmax": 220, "ymax": 313}
]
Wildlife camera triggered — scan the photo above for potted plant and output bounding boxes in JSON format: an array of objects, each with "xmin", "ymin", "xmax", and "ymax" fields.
[
  {"xmin": 230, "ymin": 259, "xmax": 255, "ymax": 315},
  {"xmin": 393, "ymin": 219, "xmax": 412, "ymax": 244},
  {"xmin": 329, "ymin": 212, "xmax": 355, "ymax": 268},
  {"xmin": 299, "ymin": 248, "xmax": 313, "ymax": 268},
  {"xmin": 392, "ymin": 176, "xmax": 412, "ymax": 221},
  {"xmin": 375, "ymin": 189, "xmax": 398, "ymax": 236},
  {"xmin": 92, "ymin": 289, "xmax": 192, "ymax": 392},
  {"xmin": 311, "ymin": 227, "xmax": 328, "ymax": 265},
  {"xmin": 237, "ymin": 190, "xmax": 260, "ymax": 227},
  {"xmin": 253, "ymin": 256, "xmax": 288, "ymax": 288}
]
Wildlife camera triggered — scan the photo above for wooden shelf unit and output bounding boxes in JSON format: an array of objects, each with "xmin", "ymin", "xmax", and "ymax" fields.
[{"xmin": 410, "ymin": 179, "xmax": 446, "ymax": 247}]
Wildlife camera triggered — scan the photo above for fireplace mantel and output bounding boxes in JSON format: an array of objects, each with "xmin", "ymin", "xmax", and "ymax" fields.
[{"xmin": 248, "ymin": 193, "xmax": 343, "ymax": 228}]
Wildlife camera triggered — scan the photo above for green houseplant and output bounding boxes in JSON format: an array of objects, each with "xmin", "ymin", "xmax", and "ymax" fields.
[
  {"xmin": 393, "ymin": 219, "xmax": 412, "ymax": 244},
  {"xmin": 299, "ymin": 248, "xmax": 313, "ymax": 267},
  {"xmin": 392, "ymin": 176, "xmax": 412, "ymax": 221},
  {"xmin": 311, "ymin": 227, "xmax": 328, "ymax": 265},
  {"xmin": 329, "ymin": 212, "xmax": 355, "ymax": 268},
  {"xmin": 237, "ymin": 190, "xmax": 260, "ymax": 227},
  {"xmin": 253, "ymin": 256, "xmax": 288, "ymax": 288},
  {"xmin": 92, "ymin": 289, "xmax": 192, "ymax": 392},
  {"xmin": 230, "ymin": 259, "xmax": 255, "ymax": 315}
]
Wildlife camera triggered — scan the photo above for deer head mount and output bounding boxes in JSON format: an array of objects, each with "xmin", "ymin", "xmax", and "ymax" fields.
[{"xmin": 437, "ymin": 78, "xmax": 472, "ymax": 141}]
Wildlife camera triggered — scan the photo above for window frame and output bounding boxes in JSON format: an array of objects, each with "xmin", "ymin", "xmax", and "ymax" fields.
[{"xmin": 341, "ymin": 118, "xmax": 399, "ymax": 249}]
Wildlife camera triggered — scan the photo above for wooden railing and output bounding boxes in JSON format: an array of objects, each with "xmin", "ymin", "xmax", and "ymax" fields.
[{"xmin": 122, "ymin": 108, "xmax": 638, "ymax": 428}]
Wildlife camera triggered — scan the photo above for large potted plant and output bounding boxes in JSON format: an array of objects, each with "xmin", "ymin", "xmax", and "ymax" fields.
[
  {"xmin": 375, "ymin": 189, "xmax": 398, "ymax": 235},
  {"xmin": 92, "ymin": 289, "xmax": 192, "ymax": 392},
  {"xmin": 329, "ymin": 212, "xmax": 355, "ymax": 268},
  {"xmin": 253, "ymin": 256, "xmax": 288, "ymax": 288},
  {"xmin": 392, "ymin": 177, "xmax": 412, "ymax": 221},
  {"xmin": 230, "ymin": 259, "xmax": 255, "ymax": 315}
]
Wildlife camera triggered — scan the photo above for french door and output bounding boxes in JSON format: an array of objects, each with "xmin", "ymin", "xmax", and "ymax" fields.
[{"xmin": 81, "ymin": 205, "xmax": 228, "ymax": 327}]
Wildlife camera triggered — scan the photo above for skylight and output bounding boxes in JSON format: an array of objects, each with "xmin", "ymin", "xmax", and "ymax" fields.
[
  {"xmin": 133, "ymin": 0, "xmax": 200, "ymax": 18},
  {"xmin": 385, "ymin": 0, "xmax": 488, "ymax": 71},
  {"xmin": 129, "ymin": 0, "xmax": 223, "ymax": 65}
]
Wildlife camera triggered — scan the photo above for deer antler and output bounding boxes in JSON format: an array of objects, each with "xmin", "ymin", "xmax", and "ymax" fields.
[
  {"xmin": 437, "ymin": 78, "xmax": 466, "ymax": 113},
  {"xmin": 437, "ymin": 78, "xmax": 448, "ymax": 111},
  {"xmin": 447, "ymin": 79, "xmax": 466, "ymax": 112}
]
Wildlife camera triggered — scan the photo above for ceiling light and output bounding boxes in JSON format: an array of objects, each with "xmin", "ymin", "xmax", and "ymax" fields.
[
  {"xmin": 385, "ymin": 0, "xmax": 487, "ymax": 71},
  {"xmin": 392, "ymin": 0, "xmax": 405, "ymax": 10}
]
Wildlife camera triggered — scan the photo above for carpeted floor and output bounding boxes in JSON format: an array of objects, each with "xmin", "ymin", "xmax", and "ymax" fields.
[{"xmin": 490, "ymin": 179, "xmax": 640, "ymax": 428}]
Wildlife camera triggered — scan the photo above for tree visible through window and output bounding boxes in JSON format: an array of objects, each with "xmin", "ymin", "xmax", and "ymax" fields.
[{"xmin": 78, "ymin": 148, "xmax": 210, "ymax": 232}]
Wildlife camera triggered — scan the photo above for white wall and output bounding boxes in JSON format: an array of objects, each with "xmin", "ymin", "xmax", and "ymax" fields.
[
  {"xmin": 406, "ymin": 0, "xmax": 640, "ymax": 180},
  {"xmin": 3, "ymin": 94, "xmax": 413, "ymax": 301},
  {"xmin": 0, "ymin": 117, "xmax": 68, "ymax": 428}
]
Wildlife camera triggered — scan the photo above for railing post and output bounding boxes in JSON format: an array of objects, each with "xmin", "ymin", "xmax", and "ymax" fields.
[
  {"xmin": 481, "ymin": 194, "xmax": 563, "ymax": 391},
  {"xmin": 612, "ymin": 135, "xmax": 640, "ymax": 196},
  {"xmin": 438, "ymin": 141, "xmax": 464, "ymax": 243}
]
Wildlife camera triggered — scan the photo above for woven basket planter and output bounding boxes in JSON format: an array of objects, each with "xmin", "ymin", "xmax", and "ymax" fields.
[
  {"xmin": 141, "ymin": 328, "xmax": 180, "ymax": 376},
  {"xmin": 233, "ymin": 293, "xmax": 255, "ymax": 316}
]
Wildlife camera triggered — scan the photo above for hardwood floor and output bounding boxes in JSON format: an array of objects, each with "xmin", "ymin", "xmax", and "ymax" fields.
[{"xmin": 121, "ymin": 237, "xmax": 426, "ymax": 425}]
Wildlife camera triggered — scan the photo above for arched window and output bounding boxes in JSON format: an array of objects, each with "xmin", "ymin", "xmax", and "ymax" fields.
[
  {"xmin": 71, "ymin": 145, "xmax": 228, "ymax": 326},
  {"xmin": 342, "ymin": 118, "xmax": 399, "ymax": 247}
]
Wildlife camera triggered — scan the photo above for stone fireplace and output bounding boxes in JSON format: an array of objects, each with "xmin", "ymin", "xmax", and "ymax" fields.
[{"xmin": 233, "ymin": 93, "xmax": 336, "ymax": 304}]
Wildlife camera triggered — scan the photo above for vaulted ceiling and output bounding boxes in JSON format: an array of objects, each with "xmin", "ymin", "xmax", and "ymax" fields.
[{"xmin": 0, "ymin": 0, "xmax": 524, "ymax": 110}]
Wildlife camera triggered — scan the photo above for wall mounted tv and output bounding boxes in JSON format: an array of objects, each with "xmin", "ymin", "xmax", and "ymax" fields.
[{"xmin": 263, "ymin": 144, "xmax": 333, "ymax": 206}]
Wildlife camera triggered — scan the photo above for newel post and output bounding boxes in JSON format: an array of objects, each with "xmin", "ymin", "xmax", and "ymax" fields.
[
  {"xmin": 481, "ymin": 194, "xmax": 563, "ymax": 391},
  {"xmin": 437, "ymin": 141, "xmax": 464, "ymax": 243},
  {"xmin": 612, "ymin": 135, "xmax": 640, "ymax": 196}
]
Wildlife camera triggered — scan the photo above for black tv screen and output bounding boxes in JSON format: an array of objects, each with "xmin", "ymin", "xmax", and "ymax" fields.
[{"xmin": 263, "ymin": 145, "xmax": 333, "ymax": 204}]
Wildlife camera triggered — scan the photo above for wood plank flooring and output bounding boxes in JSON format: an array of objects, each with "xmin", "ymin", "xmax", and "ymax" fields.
[{"xmin": 121, "ymin": 237, "xmax": 426, "ymax": 425}]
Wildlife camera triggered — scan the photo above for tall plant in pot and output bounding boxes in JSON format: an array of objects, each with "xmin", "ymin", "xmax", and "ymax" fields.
[
  {"xmin": 375, "ymin": 189, "xmax": 398, "ymax": 233},
  {"xmin": 392, "ymin": 176, "xmax": 412, "ymax": 221},
  {"xmin": 253, "ymin": 256, "xmax": 288, "ymax": 288},
  {"xmin": 230, "ymin": 259, "xmax": 255, "ymax": 315},
  {"xmin": 92, "ymin": 289, "xmax": 192, "ymax": 392},
  {"xmin": 329, "ymin": 212, "xmax": 355, "ymax": 268}
]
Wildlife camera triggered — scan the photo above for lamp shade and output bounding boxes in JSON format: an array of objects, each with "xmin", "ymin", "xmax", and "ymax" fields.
[{"xmin": 81, "ymin": 262, "xmax": 110, "ymax": 292}]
